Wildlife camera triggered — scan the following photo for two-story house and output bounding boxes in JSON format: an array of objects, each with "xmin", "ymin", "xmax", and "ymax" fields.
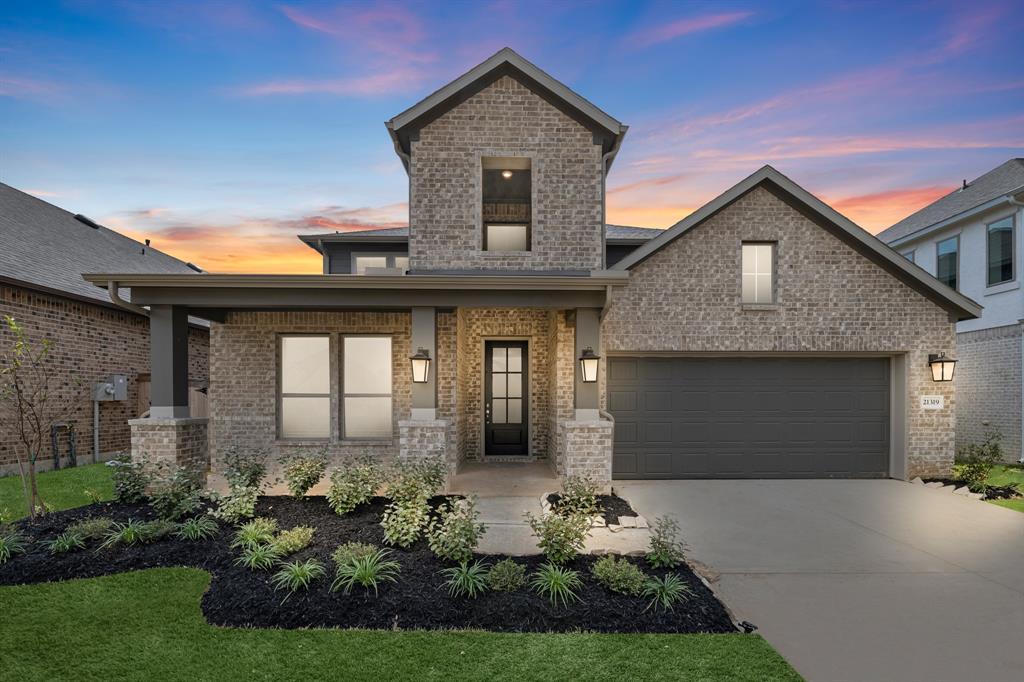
[
  {"xmin": 86, "ymin": 48, "xmax": 980, "ymax": 490},
  {"xmin": 879, "ymin": 159, "xmax": 1024, "ymax": 462}
]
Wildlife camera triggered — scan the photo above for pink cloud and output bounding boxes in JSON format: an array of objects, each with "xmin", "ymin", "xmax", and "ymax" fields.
[
  {"xmin": 278, "ymin": 4, "xmax": 438, "ymax": 64},
  {"xmin": 628, "ymin": 11, "xmax": 753, "ymax": 48},
  {"xmin": 238, "ymin": 69, "xmax": 421, "ymax": 96},
  {"xmin": 829, "ymin": 186, "xmax": 952, "ymax": 233},
  {"xmin": 0, "ymin": 74, "xmax": 64, "ymax": 102}
]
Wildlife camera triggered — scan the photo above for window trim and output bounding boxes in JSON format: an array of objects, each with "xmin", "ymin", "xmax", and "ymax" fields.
[
  {"xmin": 340, "ymin": 334, "xmax": 395, "ymax": 441},
  {"xmin": 350, "ymin": 252, "xmax": 409, "ymax": 275},
  {"xmin": 740, "ymin": 241, "xmax": 777, "ymax": 305},
  {"xmin": 483, "ymin": 223, "xmax": 532, "ymax": 253},
  {"xmin": 985, "ymin": 214, "xmax": 1016, "ymax": 288},
  {"xmin": 277, "ymin": 333, "xmax": 332, "ymax": 442},
  {"xmin": 935, "ymin": 234, "xmax": 960, "ymax": 291},
  {"xmin": 480, "ymin": 155, "xmax": 534, "ymax": 253},
  {"xmin": 902, "ymin": 249, "xmax": 916, "ymax": 264}
]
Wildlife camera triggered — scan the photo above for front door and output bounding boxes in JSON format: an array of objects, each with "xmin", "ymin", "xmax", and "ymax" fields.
[{"xmin": 484, "ymin": 341, "xmax": 528, "ymax": 456}]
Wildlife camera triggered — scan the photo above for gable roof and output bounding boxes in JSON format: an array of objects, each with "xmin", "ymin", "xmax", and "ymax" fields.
[
  {"xmin": 0, "ymin": 182, "xmax": 203, "ymax": 309},
  {"xmin": 385, "ymin": 48, "xmax": 628, "ymax": 170},
  {"xmin": 611, "ymin": 166, "xmax": 981, "ymax": 321},
  {"xmin": 877, "ymin": 158, "xmax": 1024, "ymax": 246}
]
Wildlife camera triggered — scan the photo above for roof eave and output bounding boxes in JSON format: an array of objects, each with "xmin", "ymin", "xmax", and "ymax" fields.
[{"xmin": 882, "ymin": 187, "xmax": 1024, "ymax": 248}]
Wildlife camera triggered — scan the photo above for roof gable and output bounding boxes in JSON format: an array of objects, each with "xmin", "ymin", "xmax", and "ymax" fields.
[{"xmin": 611, "ymin": 166, "xmax": 981, "ymax": 321}]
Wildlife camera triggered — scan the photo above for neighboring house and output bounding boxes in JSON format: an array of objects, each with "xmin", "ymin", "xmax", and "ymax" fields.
[
  {"xmin": 878, "ymin": 159, "xmax": 1024, "ymax": 463},
  {"xmin": 87, "ymin": 48, "xmax": 980, "ymax": 490},
  {"xmin": 0, "ymin": 183, "xmax": 210, "ymax": 475}
]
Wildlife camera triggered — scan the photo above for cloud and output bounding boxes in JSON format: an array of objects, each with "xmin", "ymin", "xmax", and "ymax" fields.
[
  {"xmin": 278, "ymin": 4, "xmax": 437, "ymax": 64},
  {"xmin": 0, "ymin": 74, "xmax": 65, "ymax": 102},
  {"xmin": 24, "ymin": 188, "xmax": 59, "ymax": 197},
  {"xmin": 627, "ymin": 11, "xmax": 753, "ymax": 48},
  {"xmin": 237, "ymin": 69, "xmax": 421, "ymax": 97},
  {"xmin": 608, "ymin": 173, "xmax": 691, "ymax": 196},
  {"xmin": 829, "ymin": 186, "xmax": 952, "ymax": 233}
]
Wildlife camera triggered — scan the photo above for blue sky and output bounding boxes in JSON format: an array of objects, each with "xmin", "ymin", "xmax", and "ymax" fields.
[{"xmin": 2, "ymin": 0, "xmax": 1022, "ymax": 272}]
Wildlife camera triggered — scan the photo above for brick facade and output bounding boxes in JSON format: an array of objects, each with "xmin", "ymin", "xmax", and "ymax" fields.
[
  {"xmin": 955, "ymin": 323, "xmax": 1022, "ymax": 462},
  {"xmin": 409, "ymin": 75, "xmax": 604, "ymax": 272},
  {"xmin": 555, "ymin": 418, "xmax": 614, "ymax": 491},
  {"xmin": 129, "ymin": 417, "xmax": 209, "ymax": 487},
  {"xmin": 0, "ymin": 283, "xmax": 209, "ymax": 473},
  {"xmin": 601, "ymin": 186, "xmax": 959, "ymax": 478}
]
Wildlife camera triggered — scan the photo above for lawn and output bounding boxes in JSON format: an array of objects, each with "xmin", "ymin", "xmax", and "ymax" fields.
[
  {"xmin": 0, "ymin": 462, "xmax": 114, "ymax": 521},
  {"xmin": 986, "ymin": 464, "xmax": 1024, "ymax": 513},
  {"xmin": 0, "ymin": 568, "xmax": 801, "ymax": 682}
]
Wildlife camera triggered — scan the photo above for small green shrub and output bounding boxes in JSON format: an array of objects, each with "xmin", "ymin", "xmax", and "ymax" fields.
[
  {"xmin": 331, "ymin": 548, "xmax": 401, "ymax": 595},
  {"xmin": 326, "ymin": 457, "xmax": 382, "ymax": 515},
  {"xmin": 48, "ymin": 531, "xmax": 85, "ymax": 555},
  {"xmin": 381, "ymin": 497, "xmax": 430, "ymax": 548},
  {"xmin": 222, "ymin": 447, "xmax": 268, "ymax": 489},
  {"xmin": 139, "ymin": 519, "xmax": 178, "ymax": 543},
  {"xmin": 330, "ymin": 541, "xmax": 377, "ymax": 566},
  {"xmin": 235, "ymin": 543, "xmax": 281, "ymax": 571},
  {"xmin": 647, "ymin": 515, "xmax": 685, "ymax": 569},
  {"xmin": 83, "ymin": 488, "xmax": 103, "ymax": 504},
  {"xmin": 100, "ymin": 519, "xmax": 146, "ymax": 548},
  {"xmin": 148, "ymin": 465, "xmax": 203, "ymax": 520},
  {"xmin": 0, "ymin": 529, "xmax": 27, "ymax": 563},
  {"xmin": 487, "ymin": 558, "xmax": 526, "ymax": 592},
  {"xmin": 557, "ymin": 476, "xmax": 601, "ymax": 517},
  {"xmin": 66, "ymin": 517, "xmax": 113, "ymax": 542},
  {"xmin": 273, "ymin": 526, "xmax": 315, "ymax": 556},
  {"xmin": 955, "ymin": 432, "xmax": 1004, "ymax": 493},
  {"xmin": 109, "ymin": 455, "xmax": 148, "ymax": 503},
  {"xmin": 271, "ymin": 559, "xmax": 325, "ymax": 601},
  {"xmin": 385, "ymin": 457, "xmax": 446, "ymax": 503},
  {"xmin": 642, "ymin": 573, "xmax": 694, "ymax": 611},
  {"xmin": 176, "ymin": 516, "xmax": 219, "ymax": 541},
  {"xmin": 232, "ymin": 517, "xmax": 278, "ymax": 550},
  {"xmin": 524, "ymin": 511, "xmax": 590, "ymax": 564},
  {"xmin": 591, "ymin": 555, "xmax": 647, "ymax": 596},
  {"xmin": 427, "ymin": 497, "xmax": 486, "ymax": 563},
  {"xmin": 212, "ymin": 485, "xmax": 259, "ymax": 524},
  {"xmin": 531, "ymin": 562, "xmax": 582, "ymax": 607},
  {"xmin": 281, "ymin": 449, "xmax": 329, "ymax": 497},
  {"xmin": 441, "ymin": 560, "xmax": 490, "ymax": 598}
]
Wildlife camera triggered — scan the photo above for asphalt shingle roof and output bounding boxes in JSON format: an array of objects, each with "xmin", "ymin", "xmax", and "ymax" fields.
[{"xmin": 878, "ymin": 159, "xmax": 1024, "ymax": 244}]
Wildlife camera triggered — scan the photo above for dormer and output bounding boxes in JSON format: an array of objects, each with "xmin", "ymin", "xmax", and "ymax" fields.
[{"xmin": 386, "ymin": 48, "xmax": 628, "ymax": 272}]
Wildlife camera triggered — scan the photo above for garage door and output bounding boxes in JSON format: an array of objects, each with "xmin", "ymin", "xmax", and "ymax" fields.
[{"xmin": 609, "ymin": 357, "xmax": 890, "ymax": 479}]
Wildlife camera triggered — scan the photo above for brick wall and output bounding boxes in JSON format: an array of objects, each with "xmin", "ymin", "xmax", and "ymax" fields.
[
  {"xmin": 129, "ymin": 417, "xmax": 209, "ymax": 486},
  {"xmin": 557, "ymin": 418, "xmax": 614, "ymax": 491},
  {"xmin": 601, "ymin": 186, "xmax": 959, "ymax": 478},
  {"xmin": 955, "ymin": 323, "xmax": 1021, "ymax": 462},
  {"xmin": 409, "ymin": 75, "xmax": 604, "ymax": 272},
  {"xmin": 0, "ymin": 283, "xmax": 209, "ymax": 472}
]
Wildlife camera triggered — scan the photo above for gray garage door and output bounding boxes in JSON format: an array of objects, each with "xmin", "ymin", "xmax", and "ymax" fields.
[{"xmin": 609, "ymin": 357, "xmax": 890, "ymax": 479}]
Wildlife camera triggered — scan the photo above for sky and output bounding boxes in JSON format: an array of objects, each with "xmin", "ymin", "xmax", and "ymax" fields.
[{"xmin": 2, "ymin": 0, "xmax": 1022, "ymax": 273}]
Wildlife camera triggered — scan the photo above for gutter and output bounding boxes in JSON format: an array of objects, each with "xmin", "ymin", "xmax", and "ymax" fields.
[{"xmin": 106, "ymin": 280, "xmax": 149, "ymax": 316}]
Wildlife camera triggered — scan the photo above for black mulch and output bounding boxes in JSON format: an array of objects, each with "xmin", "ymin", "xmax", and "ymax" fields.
[
  {"xmin": 922, "ymin": 478, "xmax": 1021, "ymax": 501},
  {"xmin": 0, "ymin": 496, "xmax": 738, "ymax": 634},
  {"xmin": 545, "ymin": 493, "xmax": 637, "ymax": 525}
]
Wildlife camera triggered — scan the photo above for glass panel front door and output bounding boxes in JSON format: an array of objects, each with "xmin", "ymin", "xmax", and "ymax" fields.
[{"xmin": 484, "ymin": 341, "xmax": 528, "ymax": 456}]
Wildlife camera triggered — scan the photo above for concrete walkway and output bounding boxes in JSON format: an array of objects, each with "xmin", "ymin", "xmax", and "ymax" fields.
[{"xmin": 616, "ymin": 479, "xmax": 1024, "ymax": 682}]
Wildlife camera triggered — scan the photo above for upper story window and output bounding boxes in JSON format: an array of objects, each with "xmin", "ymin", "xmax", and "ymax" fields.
[
  {"xmin": 482, "ymin": 157, "xmax": 531, "ymax": 252},
  {"xmin": 279, "ymin": 335, "xmax": 331, "ymax": 439},
  {"xmin": 987, "ymin": 216, "xmax": 1015, "ymax": 287},
  {"xmin": 936, "ymin": 235, "xmax": 959, "ymax": 290},
  {"xmin": 352, "ymin": 253, "xmax": 409, "ymax": 275},
  {"xmin": 741, "ymin": 242, "xmax": 775, "ymax": 304},
  {"xmin": 902, "ymin": 250, "xmax": 915, "ymax": 264}
]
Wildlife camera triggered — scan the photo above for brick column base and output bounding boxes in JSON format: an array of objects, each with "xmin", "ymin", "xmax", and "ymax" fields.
[
  {"xmin": 129, "ymin": 417, "xmax": 209, "ymax": 487},
  {"xmin": 557, "ymin": 417, "xmax": 614, "ymax": 492},
  {"xmin": 398, "ymin": 419, "xmax": 456, "ymax": 490}
]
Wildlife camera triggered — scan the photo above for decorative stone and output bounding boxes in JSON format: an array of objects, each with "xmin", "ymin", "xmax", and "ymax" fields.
[
  {"xmin": 620, "ymin": 516, "xmax": 637, "ymax": 528},
  {"xmin": 625, "ymin": 549, "xmax": 646, "ymax": 557},
  {"xmin": 608, "ymin": 524, "xmax": 622, "ymax": 533},
  {"xmin": 635, "ymin": 515, "xmax": 649, "ymax": 529},
  {"xmin": 591, "ymin": 548, "xmax": 608, "ymax": 555},
  {"xmin": 911, "ymin": 477, "xmax": 925, "ymax": 485},
  {"xmin": 925, "ymin": 482, "xmax": 944, "ymax": 489},
  {"xmin": 967, "ymin": 492, "xmax": 985, "ymax": 500},
  {"xmin": 939, "ymin": 485, "xmax": 956, "ymax": 493},
  {"xmin": 590, "ymin": 515, "xmax": 606, "ymax": 527},
  {"xmin": 953, "ymin": 486, "xmax": 972, "ymax": 496}
]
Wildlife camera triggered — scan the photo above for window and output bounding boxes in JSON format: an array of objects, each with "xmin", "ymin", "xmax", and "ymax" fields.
[
  {"xmin": 279, "ymin": 336, "xmax": 331, "ymax": 439},
  {"xmin": 741, "ymin": 242, "xmax": 775, "ymax": 304},
  {"xmin": 352, "ymin": 253, "xmax": 409, "ymax": 275},
  {"xmin": 343, "ymin": 336, "xmax": 392, "ymax": 439},
  {"xmin": 482, "ymin": 156, "xmax": 531, "ymax": 251},
  {"xmin": 902, "ymin": 250, "xmax": 915, "ymax": 264},
  {"xmin": 936, "ymin": 236, "xmax": 959, "ymax": 290},
  {"xmin": 987, "ymin": 216, "xmax": 1015, "ymax": 286}
]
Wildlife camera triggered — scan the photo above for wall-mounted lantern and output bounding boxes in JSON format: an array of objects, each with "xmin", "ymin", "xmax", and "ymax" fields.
[
  {"xmin": 410, "ymin": 348, "xmax": 431, "ymax": 383},
  {"xmin": 578, "ymin": 346, "xmax": 600, "ymax": 383},
  {"xmin": 928, "ymin": 353, "xmax": 957, "ymax": 382}
]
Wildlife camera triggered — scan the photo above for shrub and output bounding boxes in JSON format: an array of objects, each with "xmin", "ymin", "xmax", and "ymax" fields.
[
  {"xmin": 273, "ymin": 526, "xmax": 315, "ymax": 556},
  {"xmin": 331, "ymin": 548, "xmax": 401, "ymax": 595},
  {"xmin": 487, "ymin": 558, "xmax": 526, "ymax": 592},
  {"xmin": 382, "ymin": 497, "xmax": 430, "ymax": 548},
  {"xmin": 84, "ymin": 488, "xmax": 103, "ymax": 504},
  {"xmin": 281, "ymin": 449, "xmax": 329, "ymax": 497},
  {"xmin": 558, "ymin": 476, "xmax": 601, "ymax": 518},
  {"xmin": 643, "ymin": 573, "xmax": 694, "ymax": 612},
  {"xmin": 176, "ymin": 516, "xmax": 219, "ymax": 541},
  {"xmin": 531, "ymin": 562, "xmax": 582, "ymax": 607},
  {"xmin": 232, "ymin": 517, "xmax": 278, "ymax": 550},
  {"xmin": 441, "ymin": 560, "xmax": 490, "ymax": 598},
  {"xmin": 647, "ymin": 515, "xmax": 685, "ymax": 569},
  {"xmin": 49, "ymin": 531, "xmax": 85, "ymax": 554},
  {"xmin": 956, "ymin": 432, "xmax": 1004, "ymax": 493},
  {"xmin": 109, "ymin": 455, "xmax": 148, "ymax": 503},
  {"xmin": 66, "ymin": 517, "xmax": 113, "ymax": 542},
  {"xmin": 327, "ymin": 457, "xmax": 382, "ymax": 515},
  {"xmin": 235, "ymin": 543, "xmax": 281, "ymax": 571},
  {"xmin": 0, "ymin": 529, "xmax": 27, "ymax": 563},
  {"xmin": 139, "ymin": 519, "xmax": 177, "ymax": 543},
  {"xmin": 427, "ymin": 497, "xmax": 486, "ymax": 563},
  {"xmin": 524, "ymin": 511, "xmax": 590, "ymax": 564},
  {"xmin": 271, "ymin": 559, "xmax": 325, "ymax": 601},
  {"xmin": 591, "ymin": 555, "xmax": 647, "ymax": 596},
  {"xmin": 385, "ymin": 457, "xmax": 446, "ymax": 503},
  {"xmin": 100, "ymin": 519, "xmax": 146, "ymax": 548},
  {"xmin": 222, "ymin": 447, "xmax": 268, "ymax": 489},
  {"xmin": 148, "ymin": 465, "xmax": 204, "ymax": 521},
  {"xmin": 330, "ymin": 541, "xmax": 377, "ymax": 566},
  {"xmin": 212, "ymin": 485, "xmax": 259, "ymax": 524}
]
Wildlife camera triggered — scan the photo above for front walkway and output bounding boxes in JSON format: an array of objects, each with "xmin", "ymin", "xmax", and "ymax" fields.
[{"xmin": 616, "ymin": 479, "xmax": 1024, "ymax": 682}]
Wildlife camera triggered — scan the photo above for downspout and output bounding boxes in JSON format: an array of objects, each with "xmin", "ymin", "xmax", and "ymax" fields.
[
  {"xmin": 600, "ymin": 126, "xmax": 628, "ymax": 270},
  {"xmin": 387, "ymin": 123, "xmax": 413, "ymax": 268},
  {"xmin": 1015, "ymin": 197, "xmax": 1024, "ymax": 462},
  {"xmin": 106, "ymin": 280, "xmax": 149, "ymax": 317},
  {"xmin": 103, "ymin": 280, "xmax": 149, "ymax": 463}
]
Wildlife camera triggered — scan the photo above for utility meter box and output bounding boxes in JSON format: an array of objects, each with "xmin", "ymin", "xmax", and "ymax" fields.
[{"xmin": 92, "ymin": 374, "xmax": 128, "ymax": 401}]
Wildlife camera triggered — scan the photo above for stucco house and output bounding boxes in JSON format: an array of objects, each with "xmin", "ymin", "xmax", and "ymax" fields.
[
  {"xmin": 878, "ymin": 159, "xmax": 1024, "ymax": 463},
  {"xmin": 85, "ymin": 49, "xmax": 981, "ymax": 490},
  {"xmin": 0, "ymin": 182, "xmax": 209, "ymax": 475}
]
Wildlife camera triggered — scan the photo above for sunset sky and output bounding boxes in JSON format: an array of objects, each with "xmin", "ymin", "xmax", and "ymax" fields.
[{"xmin": 2, "ymin": 1, "xmax": 1022, "ymax": 273}]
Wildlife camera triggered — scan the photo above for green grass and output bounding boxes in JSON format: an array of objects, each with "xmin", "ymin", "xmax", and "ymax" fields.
[
  {"xmin": 0, "ymin": 463, "xmax": 114, "ymax": 521},
  {"xmin": 0, "ymin": 568, "xmax": 801, "ymax": 682},
  {"xmin": 986, "ymin": 465, "xmax": 1024, "ymax": 513}
]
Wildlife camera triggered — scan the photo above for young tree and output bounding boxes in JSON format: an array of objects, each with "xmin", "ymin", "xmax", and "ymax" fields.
[{"xmin": 0, "ymin": 315, "xmax": 79, "ymax": 518}]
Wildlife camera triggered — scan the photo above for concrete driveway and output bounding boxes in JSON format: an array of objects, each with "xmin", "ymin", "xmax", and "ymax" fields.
[{"xmin": 616, "ymin": 479, "xmax": 1024, "ymax": 682}]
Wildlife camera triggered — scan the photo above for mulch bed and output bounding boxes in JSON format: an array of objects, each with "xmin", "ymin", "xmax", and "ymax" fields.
[
  {"xmin": 922, "ymin": 478, "xmax": 1021, "ymax": 501},
  {"xmin": 0, "ymin": 496, "xmax": 738, "ymax": 634},
  {"xmin": 545, "ymin": 493, "xmax": 637, "ymax": 524}
]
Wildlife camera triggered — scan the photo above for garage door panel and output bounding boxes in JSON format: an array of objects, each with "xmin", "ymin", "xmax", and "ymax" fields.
[{"xmin": 608, "ymin": 390, "xmax": 637, "ymax": 412}]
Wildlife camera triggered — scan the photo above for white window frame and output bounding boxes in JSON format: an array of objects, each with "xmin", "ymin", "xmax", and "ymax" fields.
[
  {"xmin": 741, "ymin": 242, "xmax": 776, "ymax": 304},
  {"xmin": 277, "ymin": 334, "xmax": 332, "ymax": 440},
  {"xmin": 902, "ymin": 250, "xmax": 916, "ymax": 264},
  {"xmin": 341, "ymin": 335, "xmax": 394, "ymax": 440},
  {"xmin": 351, "ymin": 253, "xmax": 409, "ymax": 274},
  {"xmin": 985, "ymin": 215, "xmax": 1015, "ymax": 288}
]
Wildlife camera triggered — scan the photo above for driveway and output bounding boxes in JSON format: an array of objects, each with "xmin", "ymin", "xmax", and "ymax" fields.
[{"xmin": 616, "ymin": 479, "xmax": 1024, "ymax": 682}]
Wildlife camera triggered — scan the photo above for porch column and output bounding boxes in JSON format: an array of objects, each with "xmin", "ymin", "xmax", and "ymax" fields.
[
  {"xmin": 149, "ymin": 304, "xmax": 190, "ymax": 418},
  {"xmin": 574, "ymin": 307, "xmax": 600, "ymax": 421},
  {"xmin": 410, "ymin": 306, "xmax": 436, "ymax": 420}
]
